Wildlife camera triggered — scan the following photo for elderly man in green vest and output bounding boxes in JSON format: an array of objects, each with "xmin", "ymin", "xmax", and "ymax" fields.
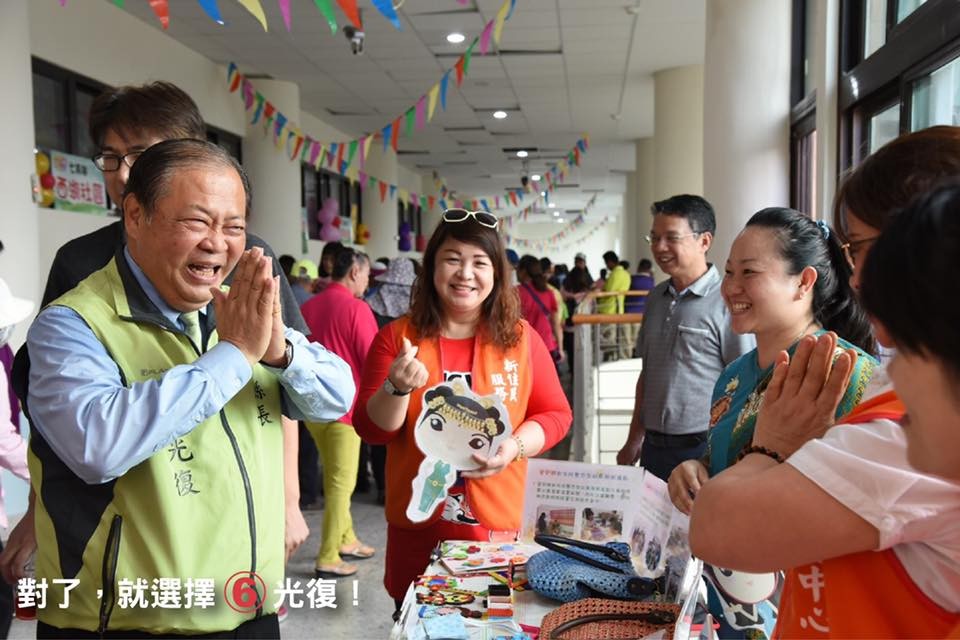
[{"xmin": 23, "ymin": 139, "xmax": 354, "ymax": 637}]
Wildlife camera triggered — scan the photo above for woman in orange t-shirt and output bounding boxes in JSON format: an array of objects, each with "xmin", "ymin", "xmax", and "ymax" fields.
[{"xmin": 352, "ymin": 209, "xmax": 572, "ymax": 612}]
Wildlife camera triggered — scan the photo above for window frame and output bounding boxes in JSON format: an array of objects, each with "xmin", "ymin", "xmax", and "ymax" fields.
[
  {"xmin": 31, "ymin": 57, "xmax": 109, "ymax": 157},
  {"xmin": 838, "ymin": 0, "xmax": 960, "ymax": 170}
]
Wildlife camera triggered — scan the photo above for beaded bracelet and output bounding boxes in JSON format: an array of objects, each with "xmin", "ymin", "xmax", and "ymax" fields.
[
  {"xmin": 737, "ymin": 445, "xmax": 785, "ymax": 464},
  {"xmin": 511, "ymin": 435, "xmax": 526, "ymax": 460}
]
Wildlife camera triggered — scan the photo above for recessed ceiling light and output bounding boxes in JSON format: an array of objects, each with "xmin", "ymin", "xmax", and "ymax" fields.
[
  {"xmin": 447, "ymin": 32, "xmax": 466, "ymax": 44},
  {"xmin": 540, "ymin": 191, "xmax": 547, "ymax": 197},
  {"xmin": 531, "ymin": 174, "xmax": 541, "ymax": 181},
  {"xmin": 553, "ymin": 211, "xmax": 560, "ymax": 216},
  {"xmin": 516, "ymin": 150, "xmax": 528, "ymax": 158},
  {"xmin": 493, "ymin": 110, "xmax": 508, "ymax": 119},
  {"xmin": 548, "ymin": 202, "xmax": 556, "ymax": 208}
]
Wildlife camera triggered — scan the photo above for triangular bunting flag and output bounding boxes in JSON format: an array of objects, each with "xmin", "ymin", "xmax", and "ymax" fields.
[
  {"xmin": 440, "ymin": 72, "xmax": 450, "ymax": 110},
  {"xmin": 227, "ymin": 62, "xmax": 240, "ymax": 91},
  {"xmin": 415, "ymin": 96, "xmax": 426, "ymax": 129},
  {"xmin": 346, "ymin": 139, "xmax": 358, "ymax": 169},
  {"xmin": 428, "ymin": 196, "xmax": 435, "ymax": 210},
  {"xmin": 454, "ymin": 58, "xmax": 465, "ymax": 86},
  {"xmin": 382, "ymin": 124, "xmax": 392, "ymax": 152},
  {"xmin": 391, "ymin": 117, "xmax": 401, "ymax": 151},
  {"xmin": 379, "ymin": 181, "xmax": 388, "ymax": 202},
  {"xmin": 236, "ymin": 0, "xmax": 268, "ymax": 31},
  {"xmin": 312, "ymin": 0, "xmax": 338, "ymax": 34},
  {"xmin": 389, "ymin": 185, "xmax": 397, "ymax": 200},
  {"xmin": 278, "ymin": 0, "xmax": 292, "ymax": 31},
  {"xmin": 479, "ymin": 20, "xmax": 495, "ymax": 55},
  {"xmin": 336, "ymin": 0, "xmax": 362, "ymax": 28},
  {"xmin": 404, "ymin": 108, "xmax": 415, "ymax": 137},
  {"xmin": 358, "ymin": 171, "xmax": 367, "ymax": 187},
  {"xmin": 463, "ymin": 40, "xmax": 475, "ymax": 75},
  {"xmin": 427, "ymin": 84, "xmax": 440, "ymax": 121},
  {"xmin": 371, "ymin": 0, "xmax": 402, "ymax": 30},
  {"xmin": 493, "ymin": 0, "xmax": 511, "ymax": 44},
  {"xmin": 148, "ymin": 0, "xmax": 170, "ymax": 29}
]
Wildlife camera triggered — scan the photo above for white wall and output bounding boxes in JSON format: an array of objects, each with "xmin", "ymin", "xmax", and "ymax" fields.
[
  {"xmin": 509, "ymin": 217, "xmax": 623, "ymax": 278},
  {"xmin": 0, "ymin": 0, "xmax": 40, "ymax": 350}
]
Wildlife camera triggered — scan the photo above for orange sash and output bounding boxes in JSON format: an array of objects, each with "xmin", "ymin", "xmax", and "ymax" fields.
[
  {"xmin": 383, "ymin": 317, "xmax": 532, "ymax": 531},
  {"xmin": 775, "ymin": 391, "xmax": 960, "ymax": 638}
]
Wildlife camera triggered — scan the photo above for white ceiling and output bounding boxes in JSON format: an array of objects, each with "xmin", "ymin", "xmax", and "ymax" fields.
[{"xmin": 116, "ymin": 0, "xmax": 705, "ymax": 219}]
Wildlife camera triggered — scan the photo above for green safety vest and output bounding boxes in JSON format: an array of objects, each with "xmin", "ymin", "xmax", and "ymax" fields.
[{"xmin": 27, "ymin": 256, "xmax": 285, "ymax": 634}]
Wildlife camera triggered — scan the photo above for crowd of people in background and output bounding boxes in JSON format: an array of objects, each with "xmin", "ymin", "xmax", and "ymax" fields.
[{"xmin": 1, "ymin": 76, "xmax": 959, "ymax": 640}]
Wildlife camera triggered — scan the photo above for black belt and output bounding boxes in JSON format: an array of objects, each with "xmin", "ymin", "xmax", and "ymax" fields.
[{"xmin": 644, "ymin": 430, "xmax": 708, "ymax": 449}]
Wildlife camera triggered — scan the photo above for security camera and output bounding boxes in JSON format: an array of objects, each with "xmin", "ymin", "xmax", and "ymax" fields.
[{"xmin": 344, "ymin": 25, "xmax": 365, "ymax": 55}]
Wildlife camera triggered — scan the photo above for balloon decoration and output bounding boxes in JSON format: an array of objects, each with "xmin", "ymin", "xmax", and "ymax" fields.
[
  {"xmin": 398, "ymin": 221, "xmax": 413, "ymax": 252},
  {"xmin": 355, "ymin": 222, "xmax": 370, "ymax": 245},
  {"xmin": 317, "ymin": 197, "xmax": 343, "ymax": 242},
  {"xmin": 35, "ymin": 151, "xmax": 55, "ymax": 207}
]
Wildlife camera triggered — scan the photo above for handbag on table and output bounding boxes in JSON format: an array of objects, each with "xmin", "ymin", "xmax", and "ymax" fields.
[
  {"xmin": 527, "ymin": 534, "xmax": 658, "ymax": 603},
  {"xmin": 539, "ymin": 598, "xmax": 679, "ymax": 640}
]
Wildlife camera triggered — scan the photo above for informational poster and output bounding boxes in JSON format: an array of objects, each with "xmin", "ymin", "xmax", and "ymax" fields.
[
  {"xmin": 521, "ymin": 459, "xmax": 691, "ymax": 583},
  {"xmin": 50, "ymin": 150, "xmax": 109, "ymax": 214}
]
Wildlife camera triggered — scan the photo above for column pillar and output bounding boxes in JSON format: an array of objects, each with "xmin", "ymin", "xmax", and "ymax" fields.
[
  {"xmin": 653, "ymin": 64, "xmax": 704, "ymax": 200},
  {"xmin": 0, "ymin": 0, "xmax": 40, "ymax": 347},
  {"xmin": 242, "ymin": 79, "xmax": 302, "ymax": 257},
  {"xmin": 703, "ymin": 0, "xmax": 791, "ymax": 262},
  {"xmin": 361, "ymin": 141, "xmax": 398, "ymax": 260}
]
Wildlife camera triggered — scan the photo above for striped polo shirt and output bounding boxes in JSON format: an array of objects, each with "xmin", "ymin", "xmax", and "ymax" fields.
[{"xmin": 635, "ymin": 265, "xmax": 755, "ymax": 435}]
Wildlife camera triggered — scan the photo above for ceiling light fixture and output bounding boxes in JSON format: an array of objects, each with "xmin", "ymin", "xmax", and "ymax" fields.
[
  {"xmin": 553, "ymin": 211, "xmax": 560, "ymax": 216},
  {"xmin": 516, "ymin": 150, "xmax": 528, "ymax": 158},
  {"xmin": 548, "ymin": 202, "xmax": 556, "ymax": 208},
  {"xmin": 447, "ymin": 32, "xmax": 466, "ymax": 44},
  {"xmin": 531, "ymin": 173, "xmax": 541, "ymax": 181},
  {"xmin": 540, "ymin": 191, "xmax": 547, "ymax": 197},
  {"xmin": 493, "ymin": 110, "xmax": 508, "ymax": 119}
]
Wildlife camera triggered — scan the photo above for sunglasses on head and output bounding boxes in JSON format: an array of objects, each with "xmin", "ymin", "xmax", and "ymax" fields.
[{"xmin": 442, "ymin": 208, "xmax": 499, "ymax": 229}]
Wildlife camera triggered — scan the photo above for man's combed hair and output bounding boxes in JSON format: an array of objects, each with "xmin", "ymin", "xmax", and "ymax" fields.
[
  {"xmin": 651, "ymin": 194, "xmax": 716, "ymax": 235},
  {"xmin": 89, "ymin": 81, "xmax": 206, "ymax": 147},
  {"xmin": 123, "ymin": 139, "xmax": 250, "ymax": 218},
  {"xmin": 408, "ymin": 219, "xmax": 521, "ymax": 349}
]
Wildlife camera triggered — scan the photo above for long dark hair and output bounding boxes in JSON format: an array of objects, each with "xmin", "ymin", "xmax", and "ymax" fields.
[
  {"xmin": 746, "ymin": 208, "xmax": 875, "ymax": 354},
  {"xmin": 517, "ymin": 254, "xmax": 548, "ymax": 292},
  {"xmin": 408, "ymin": 218, "xmax": 521, "ymax": 348}
]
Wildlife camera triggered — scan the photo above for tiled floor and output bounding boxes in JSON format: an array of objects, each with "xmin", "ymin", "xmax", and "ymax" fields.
[{"xmin": 7, "ymin": 491, "xmax": 397, "ymax": 639}]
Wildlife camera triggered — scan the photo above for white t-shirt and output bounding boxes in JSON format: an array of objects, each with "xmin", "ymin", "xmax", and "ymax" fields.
[{"xmin": 787, "ymin": 363, "xmax": 960, "ymax": 612}]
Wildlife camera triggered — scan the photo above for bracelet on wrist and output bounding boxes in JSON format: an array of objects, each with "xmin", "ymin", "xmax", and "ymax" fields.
[
  {"xmin": 737, "ymin": 445, "xmax": 785, "ymax": 464},
  {"xmin": 511, "ymin": 434, "xmax": 526, "ymax": 461}
]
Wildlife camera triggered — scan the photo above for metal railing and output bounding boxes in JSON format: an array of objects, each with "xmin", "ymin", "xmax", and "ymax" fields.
[{"xmin": 568, "ymin": 291, "xmax": 647, "ymax": 463}]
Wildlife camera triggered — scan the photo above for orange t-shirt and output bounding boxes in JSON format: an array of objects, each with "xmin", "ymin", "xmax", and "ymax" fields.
[{"xmin": 775, "ymin": 392, "xmax": 960, "ymax": 638}]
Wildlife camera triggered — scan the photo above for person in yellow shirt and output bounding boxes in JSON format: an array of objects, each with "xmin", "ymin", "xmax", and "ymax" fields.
[{"xmin": 596, "ymin": 251, "xmax": 631, "ymax": 314}]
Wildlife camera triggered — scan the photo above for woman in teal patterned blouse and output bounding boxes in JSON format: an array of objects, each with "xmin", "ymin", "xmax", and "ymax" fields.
[{"xmin": 668, "ymin": 207, "xmax": 877, "ymax": 638}]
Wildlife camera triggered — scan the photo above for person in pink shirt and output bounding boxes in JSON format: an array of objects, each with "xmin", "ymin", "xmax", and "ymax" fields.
[
  {"xmin": 516, "ymin": 254, "xmax": 564, "ymax": 363},
  {"xmin": 300, "ymin": 248, "xmax": 378, "ymax": 577},
  {"xmin": 0, "ymin": 278, "xmax": 32, "ymax": 635}
]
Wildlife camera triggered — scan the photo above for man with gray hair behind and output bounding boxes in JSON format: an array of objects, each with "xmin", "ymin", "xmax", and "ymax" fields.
[{"xmin": 23, "ymin": 139, "xmax": 354, "ymax": 637}]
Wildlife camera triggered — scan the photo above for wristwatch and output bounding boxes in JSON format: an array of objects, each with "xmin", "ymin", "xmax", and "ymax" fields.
[
  {"xmin": 383, "ymin": 377, "xmax": 411, "ymax": 396},
  {"xmin": 281, "ymin": 340, "xmax": 293, "ymax": 369}
]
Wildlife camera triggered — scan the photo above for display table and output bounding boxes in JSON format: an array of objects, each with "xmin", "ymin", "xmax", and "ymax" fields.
[{"xmin": 389, "ymin": 541, "xmax": 703, "ymax": 640}]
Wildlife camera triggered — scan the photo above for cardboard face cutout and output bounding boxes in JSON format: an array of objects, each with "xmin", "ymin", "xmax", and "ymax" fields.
[{"xmin": 406, "ymin": 381, "xmax": 513, "ymax": 523}]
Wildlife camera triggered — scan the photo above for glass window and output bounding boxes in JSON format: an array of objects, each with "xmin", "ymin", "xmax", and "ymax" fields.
[
  {"xmin": 911, "ymin": 54, "xmax": 960, "ymax": 130},
  {"xmin": 73, "ymin": 85, "xmax": 99, "ymax": 159},
  {"xmin": 33, "ymin": 72, "xmax": 68, "ymax": 152},
  {"xmin": 897, "ymin": 0, "xmax": 927, "ymax": 23},
  {"xmin": 864, "ymin": 0, "xmax": 888, "ymax": 59},
  {"xmin": 803, "ymin": 0, "xmax": 817, "ymax": 96},
  {"xmin": 868, "ymin": 103, "xmax": 900, "ymax": 153}
]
